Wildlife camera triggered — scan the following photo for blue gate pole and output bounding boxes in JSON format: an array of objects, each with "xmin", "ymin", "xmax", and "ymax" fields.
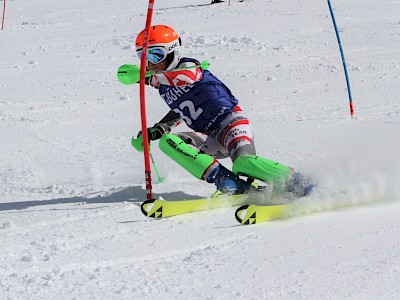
[{"xmin": 327, "ymin": 0, "xmax": 355, "ymax": 118}]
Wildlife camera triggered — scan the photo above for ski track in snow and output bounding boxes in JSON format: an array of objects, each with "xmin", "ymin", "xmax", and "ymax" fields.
[
  {"xmin": 1, "ymin": 0, "xmax": 400, "ymax": 299},
  {"xmin": 2, "ymin": 201, "xmax": 400, "ymax": 299}
]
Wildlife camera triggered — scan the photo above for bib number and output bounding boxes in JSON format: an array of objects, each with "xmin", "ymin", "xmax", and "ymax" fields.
[{"xmin": 173, "ymin": 100, "xmax": 203, "ymax": 126}]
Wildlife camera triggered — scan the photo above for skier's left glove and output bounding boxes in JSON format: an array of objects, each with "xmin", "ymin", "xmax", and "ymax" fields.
[
  {"xmin": 137, "ymin": 124, "xmax": 165, "ymax": 141},
  {"xmin": 131, "ymin": 124, "xmax": 166, "ymax": 152}
]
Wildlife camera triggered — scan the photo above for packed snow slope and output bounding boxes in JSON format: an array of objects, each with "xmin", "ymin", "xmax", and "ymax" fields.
[{"xmin": 1, "ymin": 0, "xmax": 400, "ymax": 299}]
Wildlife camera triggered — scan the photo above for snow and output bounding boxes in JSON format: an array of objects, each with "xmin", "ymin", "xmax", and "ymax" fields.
[{"xmin": 1, "ymin": 0, "xmax": 400, "ymax": 298}]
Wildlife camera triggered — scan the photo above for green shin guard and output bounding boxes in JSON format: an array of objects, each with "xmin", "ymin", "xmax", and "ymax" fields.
[
  {"xmin": 232, "ymin": 155, "xmax": 292, "ymax": 183},
  {"xmin": 158, "ymin": 134, "xmax": 214, "ymax": 180}
]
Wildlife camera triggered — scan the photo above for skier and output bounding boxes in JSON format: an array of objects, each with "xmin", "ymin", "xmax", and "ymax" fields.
[{"xmin": 131, "ymin": 25, "xmax": 313, "ymax": 197}]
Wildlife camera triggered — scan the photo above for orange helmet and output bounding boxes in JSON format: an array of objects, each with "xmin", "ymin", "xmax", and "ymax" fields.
[{"xmin": 135, "ymin": 25, "xmax": 181, "ymax": 67}]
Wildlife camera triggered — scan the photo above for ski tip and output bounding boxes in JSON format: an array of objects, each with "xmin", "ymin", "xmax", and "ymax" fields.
[
  {"xmin": 235, "ymin": 205, "xmax": 259, "ymax": 225},
  {"xmin": 235, "ymin": 204, "xmax": 252, "ymax": 225},
  {"xmin": 141, "ymin": 199, "xmax": 157, "ymax": 217}
]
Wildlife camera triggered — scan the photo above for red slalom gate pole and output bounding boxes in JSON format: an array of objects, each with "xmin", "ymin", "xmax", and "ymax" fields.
[
  {"xmin": 139, "ymin": 0, "xmax": 155, "ymax": 200},
  {"xmin": 2, "ymin": 0, "xmax": 6, "ymax": 31}
]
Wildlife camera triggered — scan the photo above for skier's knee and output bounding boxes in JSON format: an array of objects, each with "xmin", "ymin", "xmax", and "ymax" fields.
[
  {"xmin": 232, "ymin": 154, "xmax": 292, "ymax": 183},
  {"xmin": 158, "ymin": 134, "xmax": 215, "ymax": 180}
]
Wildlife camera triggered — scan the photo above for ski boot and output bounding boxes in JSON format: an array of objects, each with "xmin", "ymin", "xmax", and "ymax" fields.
[
  {"xmin": 286, "ymin": 172, "xmax": 315, "ymax": 197},
  {"xmin": 206, "ymin": 164, "xmax": 253, "ymax": 197}
]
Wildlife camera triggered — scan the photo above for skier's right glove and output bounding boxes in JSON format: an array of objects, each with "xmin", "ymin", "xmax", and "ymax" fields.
[
  {"xmin": 131, "ymin": 76, "xmax": 152, "ymax": 85},
  {"xmin": 131, "ymin": 124, "xmax": 166, "ymax": 152},
  {"xmin": 140, "ymin": 76, "xmax": 152, "ymax": 85}
]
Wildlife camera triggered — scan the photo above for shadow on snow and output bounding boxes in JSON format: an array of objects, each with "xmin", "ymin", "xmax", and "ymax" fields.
[{"xmin": 0, "ymin": 185, "xmax": 202, "ymax": 211}]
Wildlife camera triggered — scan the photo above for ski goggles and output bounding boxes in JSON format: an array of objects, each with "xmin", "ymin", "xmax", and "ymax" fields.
[{"xmin": 136, "ymin": 47, "xmax": 168, "ymax": 64}]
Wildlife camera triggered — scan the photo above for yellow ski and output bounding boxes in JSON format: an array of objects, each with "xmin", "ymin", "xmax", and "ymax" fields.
[
  {"xmin": 141, "ymin": 194, "xmax": 248, "ymax": 219},
  {"xmin": 235, "ymin": 203, "xmax": 289, "ymax": 225}
]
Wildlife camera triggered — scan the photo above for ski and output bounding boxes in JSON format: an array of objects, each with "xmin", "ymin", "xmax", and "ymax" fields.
[
  {"xmin": 235, "ymin": 187, "xmax": 350, "ymax": 225},
  {"xmin": 141, "ymin": 194, "xmax": 248, "ymax": 219},
  {"xmin": 141, "ymin": 185, "xmax": 314, "ymax": 222},
  {"xmin": 235, "ymin": 203, "xmax": 290, "ymax": 225}
]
